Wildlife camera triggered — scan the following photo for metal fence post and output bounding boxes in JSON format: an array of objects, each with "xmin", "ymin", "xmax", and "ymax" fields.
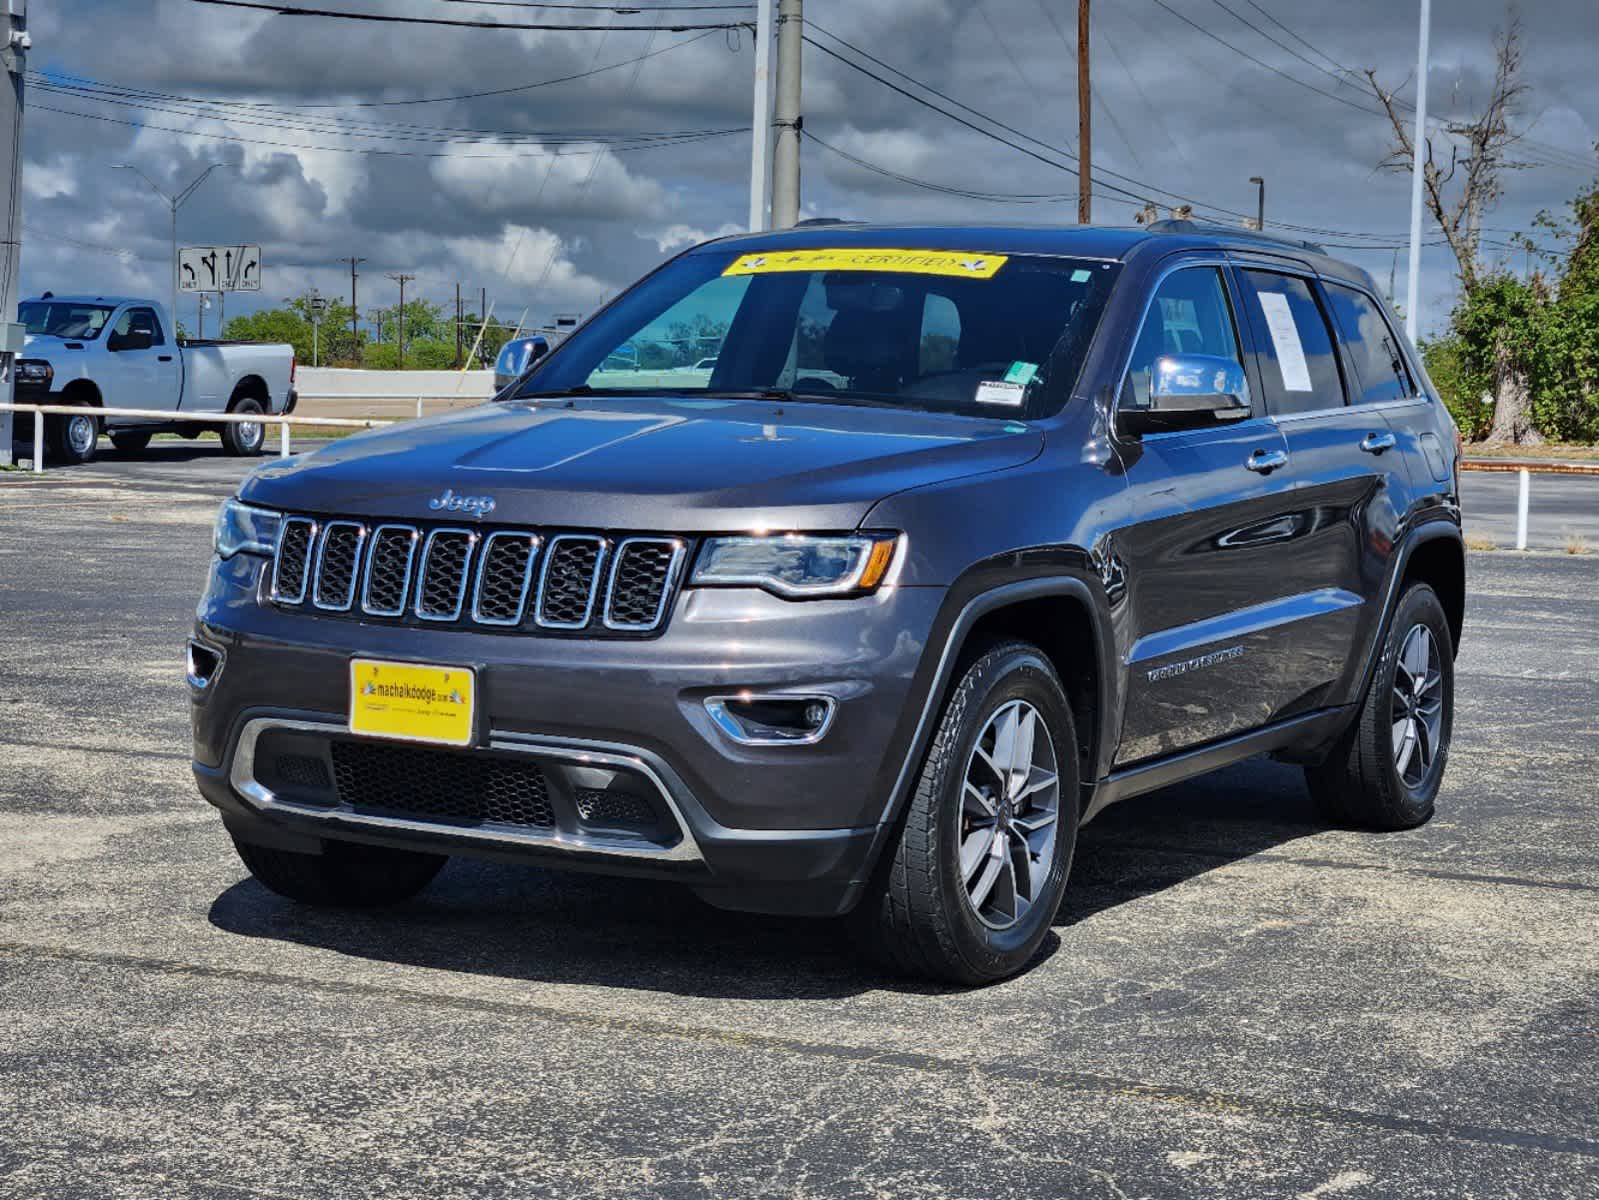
[
  {"xmin": 32, "ymin": 409, "xmax": 42, "ymax": 473},
  {"xmin": 1515, "ymin": 468, "xmax": 1530, "ymax": 551},
  {"xmin": 280, "ymin": 420, "xmax": 290, "ymax": 458},
  {"xmin": 415, "ymin": 396, "xmax": 423, "ymax": 420}
]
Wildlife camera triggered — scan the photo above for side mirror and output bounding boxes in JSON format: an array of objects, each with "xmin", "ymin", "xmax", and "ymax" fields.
[
  {"xmin": 526, "ymin": 338, "xmax": 548, "ymax": 365},
  {"xmin": 1118, "ymin": 353, "xmax": 1250, "ymax": 436},
  {"xmin": 110, "ymin": 329, "xmax": 154, "ymax": 352}
]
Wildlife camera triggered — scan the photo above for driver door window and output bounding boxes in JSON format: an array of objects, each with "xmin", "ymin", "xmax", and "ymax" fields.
[{"xmin": 1122, "ymin": 267, "xmax": 1245, "ymax": 411}]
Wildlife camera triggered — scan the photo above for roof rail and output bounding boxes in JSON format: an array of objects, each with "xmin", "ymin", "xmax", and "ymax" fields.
[
  {"xmin": 794, "ymin": 217, "xmax": 851, "ymax": 227},
  {"xmin": 1144, "ymin": 218, "xmax": 1327, "ymax": 256}
]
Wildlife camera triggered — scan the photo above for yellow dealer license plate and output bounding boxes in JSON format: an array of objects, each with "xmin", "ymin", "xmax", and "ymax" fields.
[{"xmin": 349, "ymin": 658, "xmax": 476, "ymax": 747}]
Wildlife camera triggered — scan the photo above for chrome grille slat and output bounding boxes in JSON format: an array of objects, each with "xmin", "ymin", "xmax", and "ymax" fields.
[
  {"xmin": 361, "ymin": 524, "xmax": 419, "ymax": 617},
  {"xmin": 603, "ymin": 538, "xmax": 685, "ymax": 631},
  {"xmin": 271, "ymin": 518, "xmax": 679, "ymax": 634},
  {"xmin": 270, "ymin": 517, "xmax": 318, "ymax": 605},
  {"xmin": 312, "ymin": 521, "xmax": 367, "ymax": 612},
  {"xmin": 415, "ymin": 528, "xmax": 478, "ymax": 622},
  {"xmin": 535, "ymin": 535, "xmax": 608, "ymax": 629},
  {"xmin": 472, "ymin": 531, "xmax": 541, "ymax": 626}
]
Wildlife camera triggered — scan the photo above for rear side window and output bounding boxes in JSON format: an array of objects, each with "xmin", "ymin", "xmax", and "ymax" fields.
[
  {"xmin": 1324, "ymin": 282, "xmax": 1414, "ymax": 405},
  {"xmin": 1122, "ymin": 266, "xmax": 1244, "ymax": 411},
  {"xmin": 1237, "ymin": 271, "xmax": 1343, "ymax": 416}
]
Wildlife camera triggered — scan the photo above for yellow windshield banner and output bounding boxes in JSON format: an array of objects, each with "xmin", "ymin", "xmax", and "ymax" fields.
[{"xmin": 722, "ymin": 248, "xmax": 1009, "ymax": 279}]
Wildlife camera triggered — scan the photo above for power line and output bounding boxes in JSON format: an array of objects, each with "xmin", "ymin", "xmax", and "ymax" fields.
[
  {"xmin": 179, "ymin": 0, "xmax": 751, "ymax": 33},
  {"xmin": 435, "ymin": 0, "xmax": 752, "ymax": 8},
  {"xmin": 809, "ymin": 132, "xmax": 1075, "ymax": 204},
  {"xmin": 25, "ymin": 33, "xmax": 717, "ymax": 110}
]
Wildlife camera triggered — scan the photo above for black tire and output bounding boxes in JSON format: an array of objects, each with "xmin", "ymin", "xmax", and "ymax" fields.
[
  {"xmin": 109, "ymin": 432, "xmax": 152, "ymax": 454},
  {"xmin": 1307, "ymin": 582, "xmax": 1454, "ymax": 830},
  {"xmin": 47, "ymin": 406, "xmax": 100, "ymax": 465},
  {"xmin": 221, "ymin": 396, "xmax": 266, "ymax": 457},
  {"xmin": 851, "ymin": 640, "xmax": 1080, "ymax": 985},
  {"xmin": 232, "ymin": 835, "xmax": 447, "ymax": 907}
]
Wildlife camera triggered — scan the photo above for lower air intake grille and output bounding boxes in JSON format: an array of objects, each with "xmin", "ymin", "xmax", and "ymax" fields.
[
  {"xmin": 574, "ymin": 787, "xmax": 656, "ymax": 827},
  {"xmin": 329, "ymin": 740, "xmax": 555, "ymax": 829}
]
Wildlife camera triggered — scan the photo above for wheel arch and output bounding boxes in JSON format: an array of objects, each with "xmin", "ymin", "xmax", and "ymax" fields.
[
  {"xmin": 60, "ymin": 377, "xmax": 103, "ymax": 407},
  {"xmin": 1398, "ymin": 528, "xmax": 1465, "ymax": 655},
  {"xmin": 228, "ymin": 373, "xmax": 271, "ymax": 410}
]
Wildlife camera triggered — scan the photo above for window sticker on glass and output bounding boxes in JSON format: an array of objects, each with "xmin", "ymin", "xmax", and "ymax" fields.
[
  {"xmin": 723, "ymin": 248, "xmax": 1008, "ymax": 279},
  {"xmin": 1071, "ymin": 269, "xmax": 1092, "ymax": 283},
  {"xmin": 1257, "ymin": 291, "xmax": 1314, "ymax": 392},
  {"xmin": 1003, "ymin": 361, "xmax": 1039, "ymax": 385},
  {"xmin": 975, "ymin": 381, "xmax": 1026, "ymax": 406}
]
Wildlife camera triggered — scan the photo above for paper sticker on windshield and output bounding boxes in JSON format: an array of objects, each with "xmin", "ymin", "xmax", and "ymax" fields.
[
  {"xmin": 723, "ymin": 249, "xmax": 1008, "ymax": 279},
  {"xmin": 1004, "ymin": 361, "xmax": 1039, "ymax": 385},
  {"xmin": 975, "ymin": 381, "xmax": 1026, "ymax": 407},
  {"xmin": 1256, "ymin": 291, "xmax": 1314, "ymax": 392}
]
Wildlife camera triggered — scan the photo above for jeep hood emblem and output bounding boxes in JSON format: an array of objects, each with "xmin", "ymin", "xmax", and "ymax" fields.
[{"xmin": 428, "ymin": 487, "xmax": 496, "ymax": 518}]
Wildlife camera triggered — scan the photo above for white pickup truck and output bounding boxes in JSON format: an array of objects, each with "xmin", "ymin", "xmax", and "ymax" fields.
[{"xmin": 13, "ymin": 293, "xmax": 296, "ymax": 464}]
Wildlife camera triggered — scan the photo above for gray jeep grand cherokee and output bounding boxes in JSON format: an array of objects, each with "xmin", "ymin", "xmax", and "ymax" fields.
[{"xmin": 190, "ymin": 223, "xmax": 1463, "ymax": 983}]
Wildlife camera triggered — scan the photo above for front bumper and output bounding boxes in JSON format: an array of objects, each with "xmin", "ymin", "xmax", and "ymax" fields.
[{"xmin": 191, "ymin": 553, "xmax": 944, "ymax": 915}]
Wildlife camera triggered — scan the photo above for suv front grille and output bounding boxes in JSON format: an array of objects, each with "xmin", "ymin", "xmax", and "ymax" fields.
[
  {"xmin": 270, "ymin": 516, "xmax": 685, "ymax": 636},
  {"xmin": 329, "ymin": 740, "xmax": 555, "ymax": 828}
]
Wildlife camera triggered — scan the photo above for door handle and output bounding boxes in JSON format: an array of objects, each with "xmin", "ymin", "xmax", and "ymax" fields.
[
  {"xmin": 1245, "ymin": 448, "xmax": 1288, "ymax": 475},
  {"xmin": 1360, "ymin": 431, "xmax": 1397, "ymax": 454},
  {"xmin": 157, "ymin": 355, "xmax": 174, "ymax": 362}
]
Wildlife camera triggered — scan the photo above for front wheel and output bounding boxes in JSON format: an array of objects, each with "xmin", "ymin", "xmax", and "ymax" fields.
[
  {"xmin": 48, "ymin": 406, "xmax": 100, "ymax": 465},
  {"xmin": 1306, "ymin": 582, "xmax": 1454, "ymax": 830},
  {"xmin": 852, "ymin": 640, "xmax": 1080, "ymax": 985},
  {"xmin": 221, "ymin": 397, "xmax": 266, "ymax": 456},
  {"xmin": 232, "ymin": 836, "xmax": 447, "ymax": 907}
]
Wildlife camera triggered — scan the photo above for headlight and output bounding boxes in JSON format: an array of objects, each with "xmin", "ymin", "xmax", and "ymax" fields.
[
  {"xmin": 16, "ymin": 359, "xmax": 52, "ymax": 383},
  {"xmin": 691, "ymin": 532, "xmax": 901, "ymax": 597},
  {"xmin": 213, "ymin": 498, "xmax": 282, "ymax": 559}
]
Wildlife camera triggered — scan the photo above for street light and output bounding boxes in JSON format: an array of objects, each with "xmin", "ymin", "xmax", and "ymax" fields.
[
  {"xmin": 115, "ymin": 162, "xmax": 233, "ymax": 328},
  {"xmin": 1249, "ymin": 176, "xmax": 1265, "ymax": 231}
]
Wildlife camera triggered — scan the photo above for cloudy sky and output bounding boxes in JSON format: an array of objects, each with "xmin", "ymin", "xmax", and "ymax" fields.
[{"xmin": 18, "ymin": 0, "xmax": 1598, "ymax": 339}]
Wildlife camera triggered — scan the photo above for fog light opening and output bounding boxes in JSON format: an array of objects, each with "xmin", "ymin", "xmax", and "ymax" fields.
[
  {"xmin": 704, "ymin": 693, "xmax": 837, "ymax": 746},
  {"xmin": 186, "ymin": 639, "xmax": 223, "ymax": 691}
]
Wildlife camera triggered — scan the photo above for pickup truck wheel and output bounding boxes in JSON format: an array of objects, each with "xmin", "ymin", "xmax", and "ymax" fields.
[
  {"xmin": 231, "ymin": 835, "xmax": 447, "ymax": 907},
  {"xmin": 221, "ymin": 397, "xmax": 266, "ymax": 456},
  {"xmin": 1306, "ymin": 582, "xmax": 1453, "ymax": 830},
  {"xmin": 109, "ymin": 432, "xmax": 152, "ymax": 454},
  {"xmin": 48, "ymin": 408, "xmax": 100, "ymax": 465},
  {"xmin": 851, "ymin": 640, "xmax": 1079, "ymax": 985}
]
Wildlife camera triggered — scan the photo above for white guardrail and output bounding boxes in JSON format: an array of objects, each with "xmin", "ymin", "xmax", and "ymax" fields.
[{"xmin": 0, "ymin": 400, "xmax": 406, "ymax": 474}]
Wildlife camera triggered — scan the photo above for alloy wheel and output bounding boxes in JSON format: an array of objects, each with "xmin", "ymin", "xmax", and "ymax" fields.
[
  {"xmin": 958, "ymin": 699, "xmax": 1061, "ymax": 930},
  {"xmin": 1392, "ymin": 623, "xmax": 1444, "ymax": 788}
]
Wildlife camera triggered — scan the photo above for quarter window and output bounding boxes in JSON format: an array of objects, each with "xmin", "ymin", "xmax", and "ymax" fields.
[
  {"xmin": 1237, "ymin": 271, "xmax": 1343, "ymax": 416},
  {"xmin": 1324, "ymin": 282, "xmax": 1414, "ymax": 405},
  {"xmin": 1121, "ymin": 266, "xmax": 1244, "ymax": 411}
]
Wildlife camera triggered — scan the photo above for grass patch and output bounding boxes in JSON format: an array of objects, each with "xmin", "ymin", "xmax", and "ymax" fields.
[
  {"xmin": 1564, "ymin": 530, "xmax": 1591, "ymax": 556},
  {"xmin": 1464, "ymin": 531, "xmax": 1499, "ymax": 552}
]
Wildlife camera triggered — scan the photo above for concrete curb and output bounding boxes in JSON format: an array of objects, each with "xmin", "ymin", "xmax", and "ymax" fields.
[{"xmin": 1462, "ymin": 458, "xmax": 1599, "ymax": 476}]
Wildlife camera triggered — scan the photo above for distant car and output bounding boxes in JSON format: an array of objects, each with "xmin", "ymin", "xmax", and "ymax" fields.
[
  {"xmin": 693, "ymin": 356, "xmax": 718, "ymax": 371},
  {"xmin": 13, "ymin": 293, "xmax": 296, "ymax": 464},
  {"xmin": 493, "ymin": 334, "xmax": 549, "ymax": 392}
]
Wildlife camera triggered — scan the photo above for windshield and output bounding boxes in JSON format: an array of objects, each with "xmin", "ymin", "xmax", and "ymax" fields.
[
  {"xmin": 517, "ymin": 248, "xmax": 1121, "ymax": 419},
  {"xmin": 18, "ymin": 301, "xmax": 116, "ymax": 340}
]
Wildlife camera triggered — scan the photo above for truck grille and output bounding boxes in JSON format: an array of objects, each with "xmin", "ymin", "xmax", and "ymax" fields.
[{"xmin": 271, "ymin": 516, "xmax": 685, "ymax": 635}]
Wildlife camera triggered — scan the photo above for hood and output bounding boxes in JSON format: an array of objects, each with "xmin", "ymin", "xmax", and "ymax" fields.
[
  {"xmin": 21, "ymin": 333, "xmax": 77, "ymax": 355},
  {"xmin": 238, "ymin": 395, "xmax": 1043, "ymax": 531}
]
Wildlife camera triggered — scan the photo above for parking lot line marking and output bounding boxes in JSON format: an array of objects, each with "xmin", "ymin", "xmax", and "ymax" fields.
[{"xmin": 5, "ymin": 938, "xmax": 1597, "ymax": 1161}]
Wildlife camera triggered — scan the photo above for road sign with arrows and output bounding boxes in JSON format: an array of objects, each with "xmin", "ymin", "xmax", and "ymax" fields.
[{"xmin": 179, "ymin": 244, "xmax": 262, "ymax": 292}]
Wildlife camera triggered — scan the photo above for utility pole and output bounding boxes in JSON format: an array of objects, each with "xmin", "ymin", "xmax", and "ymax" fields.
[
  {"xmin": 454, "ymin": 282, "xmax": 463, "ymax": 369},
  {"xmin": 1404, "ymin": 0, "xmax": 1431, "ymax": 342},
  {"xmin": 1076, "ymin": 0, "xmax": 1091, "ymax": 224},
  {"xmin": 1249, "ymin": 175, "xmax": 1265, "ymax": 231},
  {"xmin": 770, "ymin": 0, "xmax": 802, "ymax": 228},
  {"xmin": 340, "ymin": 255, "xmax": 365, "ymax": 364},
  {"xmin": 115, "ymin": 161, "xmax": 230, "ymax": 328},
  {"xmin": 0, "ymin": 0, "xmax": 27, "ymax": 467},
  {"xmin": 747, "ymin": 0, "xmax": 775, "ymax": 231},
  {"xmin": 387, "ymin": 273, "xmax": 414, "ymax": 369}
]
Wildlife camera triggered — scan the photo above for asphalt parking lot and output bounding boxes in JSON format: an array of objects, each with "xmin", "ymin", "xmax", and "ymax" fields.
[{"xmin": 1, "ymin": 453, "xmax": 1597, "ymax": 1199}]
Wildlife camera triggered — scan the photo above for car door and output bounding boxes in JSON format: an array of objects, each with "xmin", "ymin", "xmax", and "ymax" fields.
[
  {"xmin": 103, "ymin": 306, "xmax": 178, "ymax": 416},
  {"xmin": 1107, "ymin": 259, "xmax": 1307, "ymax": 766},
  {"xmin": 1231, "ymin": 263, "xmax": 1408, "ymax": 711}
]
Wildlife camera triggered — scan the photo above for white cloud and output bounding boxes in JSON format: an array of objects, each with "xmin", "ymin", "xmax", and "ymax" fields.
[
  {"xmin": 24, "ymin": 160, "xmax": 77, "ymax": 201},
  {"xmin": 429, "ymin": 140, "xmax": 666, "ymax": 220},
  {"xmin": 643, "ymin": 222, "xmax": 746, "ymax": 253},
  {"xmin": 442, "ymin": 223, "xmax": 611, "ymax": 311}
]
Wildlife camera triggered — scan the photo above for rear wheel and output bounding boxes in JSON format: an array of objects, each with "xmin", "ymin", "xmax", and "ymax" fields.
[
  {"xmin": 852, "ymin": 640, "xmax": 1079, "ymax": 985},
  {"xmin": 1306, "ymin": 582, "xmax": 1453, "ymax": 830},
  {"xmin": 232, "ymin": 836, "xmax": 447, "ymax": 907},
  {"xmin": 109, "ymin": 431, "xmax": 152, "ymax": 454},
  {"xmin": 221, "ymin": 396, "xmax": 266, "ymax": 456}
]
